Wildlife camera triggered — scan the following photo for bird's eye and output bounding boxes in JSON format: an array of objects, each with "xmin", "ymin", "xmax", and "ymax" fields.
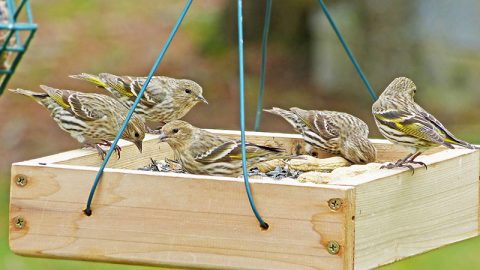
[
  {"xmin": 185, "ymin": 89, "xmax": 192, "ymax": 94},
  {"xmin": 134, "ymin": 132, "xmax": 140, "ymax": 138},
  {"xmin": 172, "ymin": 128, "xmax": 179, "ymax": 134}
]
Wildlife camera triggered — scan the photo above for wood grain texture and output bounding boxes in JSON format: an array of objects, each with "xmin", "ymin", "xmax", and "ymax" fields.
[
  {"xmin": 352, "ymin": 149, "xmax": 479, "ymax": 269},
  {"xmin": 17, "ymin": 130, "xmax": 428, "ymax": 171},
  {"xmin": 10, "ymin": 164, "xmax": 353, "ymax": 270},
  {"xmin": 9, "ymin": 130, "xmax": 479, "ymax": 270}
]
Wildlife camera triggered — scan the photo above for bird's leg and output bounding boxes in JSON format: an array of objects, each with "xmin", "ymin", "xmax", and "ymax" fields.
[
  {"xmin": 405, "ymin": 152, "xmax": 427, "ymax": 170},
  {"xmin": 99, "ymin": 140, "xmax": 122, "ymax": 159},
  {"xmin": 380, "ymin": 152, "xmax": 414, "ymax": 169},
  {"xmin": 94, "ymin": 144, "xmax": 107, "ymax": 160},
  {"xmin": 380, "ymin": 152, "xmax": 427, "ymax": 174}
]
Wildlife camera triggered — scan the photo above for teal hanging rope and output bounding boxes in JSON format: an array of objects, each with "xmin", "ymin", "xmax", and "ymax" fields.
[
  {"xmin": 253, "ymin": 0, "xmax": 272, "ymax": 131},
  {"xmin": 316, "ymin": 0, "xmax": 377, "ymax": 101},
  {"xmin": 84, "ymin": 0, "xmax": 193, "ymax": 216},
  {"xmin": 237, "ymin": 0, "xmax": 269, "ymax": 229}
]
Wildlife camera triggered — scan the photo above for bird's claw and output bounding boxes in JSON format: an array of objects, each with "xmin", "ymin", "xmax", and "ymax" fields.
[
  {"xmin": 113, "ymin": 144, "xmax": 121, "ymax": 159},
  {"xmin": 95, "ymin": 144, "xmax": 107, "ymax": 160},
  {"xmin": 98, "ymin": 140, "xmax": 122, "ymax": 160},
  {"xmin": 380, "ymin": 159, "xmax": 427, "ymax": 174},
  {"xmin": 407, "ymin": 160, "xmax": 427, "ymax": 170}
]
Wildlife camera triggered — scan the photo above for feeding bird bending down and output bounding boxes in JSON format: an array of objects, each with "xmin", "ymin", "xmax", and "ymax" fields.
[
  {"xmin": 158, "ymin": 120, "xmax": 296, "ymax": 176},
  {"xmin": 265, "ymin": 107, "xmax": 376, "ymax": 164}
]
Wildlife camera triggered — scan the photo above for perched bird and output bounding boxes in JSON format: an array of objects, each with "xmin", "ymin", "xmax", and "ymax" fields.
[
  {"xmin": 158, "ymin": 120, "xmax": 293, "ymax": 176},
  {"xmin": 69, "ymin": 73, "xmax": 208, "ymax": 125},
  {"xmin": 9, "ymin": 85, "xmax": 146, "ymax": 159},
  {"xmin": 372, "ymin": 77, "xmax": 477, "ymax": 170},
  {"xmin": 265, "ymin": 107, "xmax": 376, "ymax": 164}
]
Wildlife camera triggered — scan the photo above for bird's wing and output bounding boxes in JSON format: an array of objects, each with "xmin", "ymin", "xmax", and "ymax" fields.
[
  {"xmin": 263, "ymin": 107, "xmax": 302, "ymax": 132},
  {"xmin": 227, "ymin": 141, "xmax": 283, "ymax": 160},
  {"xmin": 67, "ymin": 93, "xmax": 113, "ymax": 121},
  {"xmin": 40, "ymin": 85, "xmax": 75, "ymax": 110},
  {"xmin": 309, "ymin": 111, "xmax": 339, "ymax": 139},
  {"xmin": 128, "ymin": 76, "xmax": 170, "ymax": 105},
  {"xmin": 374, "ymin": 109, "xmax": 453, "ymax": 148},
  {"xmin": 416, "ymin": 105, "xmax": 476, "ymax": 149},
  {"xmin": 193, "ymin": 140, "xmax": 239, "ymax": 163},
  {"xmin": 98, "ymin": 73, "xmax": 136, "ymax": 98},
  {"xmin": 290, "ymin": 108, "xmax": 337, "ymax": 139},
  {"xmin": 194, "ymin": 140, "xmax": 282, "ymax": 164},
  {"xmin": 341, "ymin": 112, "xmax": 369, "ymax": 137}
]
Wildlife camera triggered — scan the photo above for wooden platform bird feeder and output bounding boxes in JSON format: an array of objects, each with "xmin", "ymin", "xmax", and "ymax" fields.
[{"xmin": 9, "ymin": 130, "xmax": 480, "ymax": 270}]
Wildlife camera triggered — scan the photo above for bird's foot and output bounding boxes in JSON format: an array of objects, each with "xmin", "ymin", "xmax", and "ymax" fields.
[
  {"xmin": 99, "ymin": 140, "xmax": 122, "ymax": 159},
  {"xmin": 407, "ymin": 160, "xmax": 427, "ymax": 170},
  {"xmin": 380, "ymin": 158, "xmax": 427, "ymax": 175},
  {"xmin": 380, "ymin": 160, "xmax": 415, "ymax": 173},
  {"xmin": 95, "ymin": 144, "xmax": 106, "ymax": 160}
]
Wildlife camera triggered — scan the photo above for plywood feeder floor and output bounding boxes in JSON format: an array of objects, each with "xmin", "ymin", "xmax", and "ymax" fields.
[{"xmin": 9, "ymin": 130, "xmax": 480, "ymax": 270}]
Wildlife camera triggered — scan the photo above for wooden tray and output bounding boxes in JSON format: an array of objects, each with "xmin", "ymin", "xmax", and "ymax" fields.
[{"xmin": 9, "ymin": 130, "xmax": 480, "ymax": 270}]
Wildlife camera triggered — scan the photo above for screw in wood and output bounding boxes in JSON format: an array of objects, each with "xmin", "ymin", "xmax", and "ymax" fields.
[
  {"xmin": 15, "ymin": 175, "xmax": 27, "ymax": 187},
  {"xmin": 328, "ymin": 198, "xmax": 342, "ymax": 211},
  {"xmin": 327, "ymin": 240, "xmax": 340, "ymax": 255},
  {"xmin": 13, "ymin": 216, "xmax": 26, "ymax": 229}
]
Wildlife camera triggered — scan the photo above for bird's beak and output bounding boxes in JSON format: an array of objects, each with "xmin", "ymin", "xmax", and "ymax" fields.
[
  {"xmin": 134, "ymin": 140, "xmax": 143, "ymax": 153},
  {"xmin": 158, "ymin": 132, "xmax": 168, "ymax": 142},
  {"xmin": 197, "ymin": 95, "xmax": 208, "ymax": 104}
]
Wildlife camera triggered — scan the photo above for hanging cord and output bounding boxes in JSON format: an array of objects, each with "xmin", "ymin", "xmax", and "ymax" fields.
[
  {"xmin": 237, "ymin": 0, "xmax": 269, "ymax": 229},
  {"xmin": 84, "ymin": 0, "xmax": 193, "ymax": 216},
  {"xmin": 316, "ymin": 0, "xmax": 377, "ymax": 101},
  {"xmin": 253, "ymin": 0, "xmax": 272, "ymax": 131}
]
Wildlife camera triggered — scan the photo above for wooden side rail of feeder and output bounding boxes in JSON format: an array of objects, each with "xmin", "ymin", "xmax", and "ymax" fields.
[{"xmin": 9, "ymin": 130, "xmax": 480, "ymax": 270}]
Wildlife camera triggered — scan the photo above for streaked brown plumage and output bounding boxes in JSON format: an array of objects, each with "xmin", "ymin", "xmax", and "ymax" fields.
[
  {"xmin": 9, "ymin": 85, "xmax": 146, "ymax": 158},
  {"xmin": 159, "ymin": 120, "xmax": 292, "ymax": 176},
  {"xmin": 372, "ymin": 77, "xmax": 477, "ymax": 170},
  {"xmin": 69, "ymin": 73, "xmax": 207, "ymax": 124},
  {"xmin": 265, "ymin": 107, "xmax": 376, "ymax": 164}
]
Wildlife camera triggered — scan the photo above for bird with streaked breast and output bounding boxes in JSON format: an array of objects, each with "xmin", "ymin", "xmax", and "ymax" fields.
[
  {"xmin": 69, "ymin": 73, "xmax": 208, "ymax": 125},
  {"xmin": 372, "ymin": 77, "xmax": 477, "ymax": 171},
  {"xmin": 158, "ymin": 120, "xmax": 296, "ymax": 176},
  {"xmin": 265, "ymin": 107, "xmax": 376, "ymax": 164},
  {"xmin": 9, "ymin": 85, "xmax": 146, "ymax": 159}
]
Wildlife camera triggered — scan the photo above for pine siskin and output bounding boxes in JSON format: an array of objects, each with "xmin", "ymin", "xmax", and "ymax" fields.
[
  {"xmin": 158, "ymin": 120, "xmax": 293, "ymax": 176},
  {"xmin": 9, "ymin": 85, "xmax": 146, "ymax": 159},
  {"xmin": 372, "ymin": 77, "xmax": 477, "ymax": 170},
  {"xmin": 265, "ymin": 107, "xmax": 376, "ymax": 164},
  {"xmin": 69, "ymin": 73, "xmax": 208, "ymax": 125}
]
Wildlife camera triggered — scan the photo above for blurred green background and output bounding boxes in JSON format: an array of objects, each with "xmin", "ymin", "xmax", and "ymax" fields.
[{"xmin": 1, "ymin": 1, "xmax": 479, "ymax": 269}]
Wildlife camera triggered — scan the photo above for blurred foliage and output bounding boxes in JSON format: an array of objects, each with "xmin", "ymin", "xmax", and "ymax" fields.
[{"xmin": 1, "ymin": 0, "xmax": 480, "ymax": 269}]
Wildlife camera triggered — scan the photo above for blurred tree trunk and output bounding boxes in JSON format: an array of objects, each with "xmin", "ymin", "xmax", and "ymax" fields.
[
  {"xmin": 222, "ymin": 1, "xmax": 315, "ymax": 80},
  {"xmin": 311, "ymin": 0, "xmax": 417, "ymax": 100}
]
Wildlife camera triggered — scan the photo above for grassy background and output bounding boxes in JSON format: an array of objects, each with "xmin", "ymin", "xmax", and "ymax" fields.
[{"xmin": 1, "ymin": 1, "xmax": 480, "ymax": 269}]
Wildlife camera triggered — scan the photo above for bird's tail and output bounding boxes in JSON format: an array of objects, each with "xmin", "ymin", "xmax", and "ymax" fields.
[
  {"xmin": 255, "ymin": 144, "xmax": 305, "ymax": 161},
  {"xmin": 9, "ymin": 88, "xmax": 49, "ymax": 105},
  {"xmin": 445, "ymin": 137, "xmax": 479, "ymax": 150},
  {"xmin": 264, "ymin": 107, "xmax": 300, "ymax": 130},
  {"xmin": 99, "ymin": 73, "xmax": 134, "ymax": 97},
  {"xmin": 69, "ymin": 73, "xmax": 107, "ymax": 88}
]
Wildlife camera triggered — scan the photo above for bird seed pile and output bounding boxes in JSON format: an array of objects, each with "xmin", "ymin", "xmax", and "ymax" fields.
[
  {"xmin": 138, "ymin": 158, "xmax": 303, "ymax": 179},
  {"xmin": 138, "ymin": 155, "xmax": 354, "ymax": 181}
]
